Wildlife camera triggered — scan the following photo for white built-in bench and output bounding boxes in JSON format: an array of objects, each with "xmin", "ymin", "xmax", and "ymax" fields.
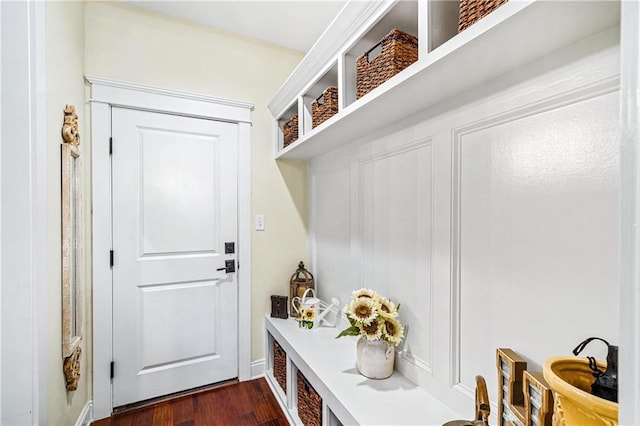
[{"xmin": 264, "ymin": 315, "xmax": 464, "ymax": 425}]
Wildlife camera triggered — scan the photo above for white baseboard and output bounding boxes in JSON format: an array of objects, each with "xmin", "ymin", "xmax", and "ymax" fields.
[
  {"xmin": 75, "ymin": 400, "xmax": 93, "ymax": 426},
  {"xmin": 251, "ymin": 358, "xmax": 265, "ymax": 379}
]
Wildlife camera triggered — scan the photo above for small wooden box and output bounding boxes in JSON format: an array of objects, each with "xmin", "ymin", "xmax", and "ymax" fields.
[{"xmin": 271, "ymin": 295, "xmax": 288, "ymax": 319}]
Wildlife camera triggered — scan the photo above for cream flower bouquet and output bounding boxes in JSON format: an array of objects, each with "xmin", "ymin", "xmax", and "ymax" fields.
[{"xmin": 336, "ymin": 288, "xmax": 405, "ymax": 346}]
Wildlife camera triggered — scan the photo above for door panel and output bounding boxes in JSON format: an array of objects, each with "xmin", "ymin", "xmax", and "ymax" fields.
[
  {"xmin": 111, "ymin": 107, "xmax": 238, "ymax": 407},
  {"xmin": 139, "ymin": 128, "xmax": 218, "ymax": 254},
  {"xmin": 139, "ymin": 282, "xmax": 218, "ymax": 369}
]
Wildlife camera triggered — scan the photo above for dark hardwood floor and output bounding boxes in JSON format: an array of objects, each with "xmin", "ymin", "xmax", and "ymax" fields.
[{"xmin": 92, "ymin": 378, "xmax": 288, "ymax": 426}]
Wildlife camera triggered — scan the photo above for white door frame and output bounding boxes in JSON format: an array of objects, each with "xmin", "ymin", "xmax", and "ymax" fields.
[
  {"xmin": 1, "ymin": 1, "xmax": 48, "ymax": 425},
  {"xmin": 87, "ymin": 76, "xmax": 253, "ymax": 420},
  {"xmin": 620, "ymin": 2, "xmax": 640, "ymax": 424}
]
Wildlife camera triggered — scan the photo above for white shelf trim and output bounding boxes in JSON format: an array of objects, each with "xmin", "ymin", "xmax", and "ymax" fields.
[{"xmin": 272, "ymin": 0, "xmax": 620, "ymax": 161}]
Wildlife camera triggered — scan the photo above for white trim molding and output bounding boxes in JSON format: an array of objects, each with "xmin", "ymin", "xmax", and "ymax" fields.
[
  {"xmin": 74, "ymin": 401, "xmax": 93, "ymax": 426},
  {"xmin": 85, "ymin": 75, "xmax": 253, "ymax": 124},
  {"xmin": 88, "ymin": 76, "xmax": 253, "ymax": 420},
  {"xmin": 250, "ymin": 359, "xmax": 265, "ymax": 379},
  {"xmin": 620, "ymin": 1, "xmax": 640, "ymax": 424},
  {"xmin": 238, "ymin": 121, "xmax": 253, "ymax": 382},
  {"xmin": 1, "ymin": 1, "xmax": 48, "ymax": 424}
]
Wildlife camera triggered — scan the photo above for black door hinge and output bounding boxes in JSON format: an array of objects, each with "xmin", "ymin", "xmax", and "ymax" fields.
[
  {"xmin": 110, "ymin": 250, "xmax": 114, "ymax": 268},
  {"xmin": 110, "ymin": 361, "xmax": 115, "ymax": 379},
  {"xmin": 109, "ymin": 137, "xmax": 113, "ymax": 155}
]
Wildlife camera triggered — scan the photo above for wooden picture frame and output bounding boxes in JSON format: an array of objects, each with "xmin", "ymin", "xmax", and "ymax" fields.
[{"xmin": 61, "ymin": 105, "xmax": 82, "ymax": 391}]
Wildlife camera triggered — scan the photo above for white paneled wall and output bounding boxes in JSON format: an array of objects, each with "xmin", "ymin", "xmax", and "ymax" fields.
[
  {"xmin": 360, "ymin": 139, "xmax": 434, "ymax": 373},
  {"xmin": 310, "ymin": 33, "xmax": 620, "ymax": 412},
  {"xmin": 454, "ymin": 92, "xmax": 619, "ymax": 397},
  {"xmin": 312, "ymin": 166, "xmax": 353, "ymax": 293}
]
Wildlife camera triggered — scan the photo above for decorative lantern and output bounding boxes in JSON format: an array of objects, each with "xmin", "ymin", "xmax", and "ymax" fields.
[{"xmin": 289, "ymin": 261, "xmax": 315, "ymax": 317}]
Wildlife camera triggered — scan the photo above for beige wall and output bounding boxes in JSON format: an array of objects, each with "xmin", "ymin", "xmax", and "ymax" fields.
[
  {"xmin": 46, "ymin": 1, "xmax": 91, "ymax": 425},
  {"xmin": 85, "ymin": 2, "xmax": 308, "ymax": 361}
]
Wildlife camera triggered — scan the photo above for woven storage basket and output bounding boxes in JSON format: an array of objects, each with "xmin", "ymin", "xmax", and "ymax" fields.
[
  {"xmin": 356, "ymin": 28, "xmax": 418, "ymax": 100},
  {"xmin": 297, "ymin": 370, "xmax": 322, "ymax": 426},
  {"xmin": 282, "ymin": 115, "xmax": 299, "ymax": 148},
  {"xmin": 311, "ymin": 86, "xmax": 338, "ymax": 129},
  {"xmin": 273, "ymin": 340, "xmax": 287, "ymax": 394},
  {"xmin": 458, "ymin": 0, "xmax": 509, "ymax": 32}
]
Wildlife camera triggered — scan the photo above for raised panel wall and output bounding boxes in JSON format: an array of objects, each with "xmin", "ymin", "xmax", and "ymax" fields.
[
  {"xmin": 311, "ymin": 166, "xmax": 354, "ymax": 296},
  {"xmin": 310, "ymin": 37, "xmax": 620, "ymax": 412},
  {"xmin": 360, "ymin": 141, "xmax": 434, "ymax": 372},
  {"xmin": 453, "ymin": 90, "xmax": 620, "ymax": 397}
]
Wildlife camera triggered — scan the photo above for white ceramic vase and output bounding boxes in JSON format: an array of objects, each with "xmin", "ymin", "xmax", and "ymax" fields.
[{"xmin": 356, "ymin": 337, "xmax": 395, "ymax": 379}]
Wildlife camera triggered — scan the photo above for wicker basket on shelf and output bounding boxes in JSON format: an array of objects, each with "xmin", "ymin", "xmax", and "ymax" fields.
[
  {"xmin": 356, "ymin": 28, "xmax": 418, "ymax": 99},
  {"xmin": 273, "ymin": 340, "xmax": 287, "ymax": 394},
  {"xmin": 311, "ymin": 86, "xmax": 338, "ymax": 128},
  {"xmin": 282, "ymin": 115, "xmax": 299, "ymax": 148},
  {"xmin": 297, "ymin": 370, "xmax": 322, "ymax": 426},
  {"xmin": 458, "ymin": 0, "xmax": 509, "ymax": 32}
]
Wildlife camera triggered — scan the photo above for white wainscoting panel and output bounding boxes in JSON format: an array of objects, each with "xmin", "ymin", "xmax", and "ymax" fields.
[
  {"xmin": 359, "ymin": 140, "xmax": 434, "ymax": 372},
  {"xmin": 453, "ymin": 89, "xmax": 620, "ymax": 397},
  {"xmin": 311, "ymin": 165, "xmax": 354, "ymax": 308}
]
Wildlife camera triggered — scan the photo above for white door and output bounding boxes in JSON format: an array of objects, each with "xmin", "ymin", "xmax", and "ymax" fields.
[{"xmin": 111, "ymin": 107, "xmax": 239, "ymax": 407}]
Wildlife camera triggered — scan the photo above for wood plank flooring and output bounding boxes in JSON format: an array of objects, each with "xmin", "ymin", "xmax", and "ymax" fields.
[{"xmin": 92, "ymin": 378, "xmax": 288, "ymax": 426}]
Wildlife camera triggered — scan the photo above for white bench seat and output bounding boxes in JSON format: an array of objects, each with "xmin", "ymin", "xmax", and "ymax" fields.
[{"xmin": 265, "ymin": 315, "xmax": 464, "ymax": 425}]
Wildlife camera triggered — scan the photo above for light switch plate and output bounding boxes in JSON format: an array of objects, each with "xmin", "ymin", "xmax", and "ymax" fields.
[{"xmin": 255, "ymin": 215, "xmax": 265, "ymax": 231}]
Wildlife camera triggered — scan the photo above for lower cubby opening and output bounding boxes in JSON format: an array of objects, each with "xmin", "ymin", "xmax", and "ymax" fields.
[
  {"xmin": 272, "ymin": 339, "xmax": 287, "ymax": 395},
  {"xmin": 296, "ymin": 369, "xmax": 323, "ymax": 426}
]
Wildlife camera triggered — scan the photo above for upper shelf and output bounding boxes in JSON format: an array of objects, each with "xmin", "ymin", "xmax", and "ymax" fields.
[{"xmin": 272, "ymin": 0, "xmax": 620, "ymax": 161}]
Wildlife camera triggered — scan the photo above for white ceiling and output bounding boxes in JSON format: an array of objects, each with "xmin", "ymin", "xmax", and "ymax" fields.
[{"xmin": 125, "ymin": 1, "xmax": 348, "ymax": 53}]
